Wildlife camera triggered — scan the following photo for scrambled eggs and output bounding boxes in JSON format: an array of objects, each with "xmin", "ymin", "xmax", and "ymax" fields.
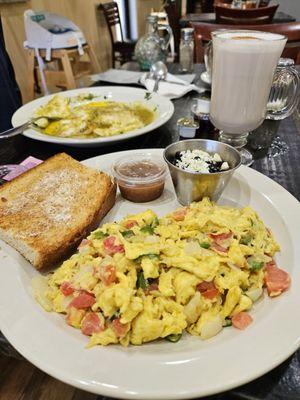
[
  {"xmin": 33, "ymin": 94, "xmax": 155, "ymax": 138},
  {"xmin": 35, "ymin": 198, "xmax": 287, "ymax": 347}
]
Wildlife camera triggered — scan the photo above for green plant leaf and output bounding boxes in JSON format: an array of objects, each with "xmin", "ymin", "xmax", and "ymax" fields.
[
  {"xmin": 121, "ymin": 230, "xmax": 134, "ymax": 238},
  {"xmin": 136, "ymin": 271, "xmax": 149, "ymax": 289},
  {"xmin": 249, "ymin": 260, "xmax": 264, "ymax": 271},
  {"xmin": 199, "ymin": 242, "xmax": 210, "ymax": 249},
  {"xmin": 92, "ymin": 231, "xmax": 108, "ymax": 239}
]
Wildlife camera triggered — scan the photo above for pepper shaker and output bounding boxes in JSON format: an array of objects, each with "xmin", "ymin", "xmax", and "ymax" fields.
[{"xmin": 179, "ymin": 28, "xmax": 194, "ymax": 73}]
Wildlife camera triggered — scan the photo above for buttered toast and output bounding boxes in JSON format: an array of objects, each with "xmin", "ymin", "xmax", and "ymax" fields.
[{"xmin": 0, "ymin": 153, "xmax": 116, "ymax": 269}]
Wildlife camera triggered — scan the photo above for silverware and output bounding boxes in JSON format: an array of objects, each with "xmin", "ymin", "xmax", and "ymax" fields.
[
  {"xmin": 0, "ymin": 121, "xmax": 31, "ymax": 140},
  {"xmin": 163, "ymin": 139, "xmax": 241, "ymax": 205},
  {"xmin": 150, "ymin": 61, "xmax": 168, "ymax": 92},
  {"xmin": 164, "ymin": 77, "xmax": 190, "ymax": 86},
  {"xmin": 146, "ymin": 63, "xmax": 190, "ymax": 87}
]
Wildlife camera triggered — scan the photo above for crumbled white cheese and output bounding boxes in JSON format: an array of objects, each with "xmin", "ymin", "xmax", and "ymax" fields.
[
  {"xmin": 213, "ymin": 153, "xmax": 222, "ymax": 162},
  {"xmin": 175, "ymin": 150, "xmax": 209, "ymax": 172},
  {"xmin": 221, "ymin": 162, "xmax": 229, "ymax": 171},
  {"xmin": 174, "ymin": 149, "xmax": 229, "ymax": 173}
]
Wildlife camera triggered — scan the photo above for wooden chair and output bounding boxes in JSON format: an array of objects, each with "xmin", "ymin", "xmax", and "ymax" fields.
[
  {"xmin": 191, "ymin": 21, "xmax": 300, "ymax": 64},
  {"xmin": 165, "ymin": 1, "xmax": 181, "ymax": 60},
  {"xmin": 98, "ymin": 1, "xmax": 136, "ymax": 68},
  {"xmin": 26, "ymin": 44, "xmax": 100, "ymax": 101},
  {"xmin": 259, "ymin": 0, "xmax": 271, "ymax": 6},
  {"xmin": 215, "ymin": 4, "xmax": 279, "ymax": 25},
  {"xmin": 199, "ymin": 0, "xmax": 215, "ymax": 13},
  {"xmin": 214, "ymin": 0, "xmax": 232, "ymax": 5}
]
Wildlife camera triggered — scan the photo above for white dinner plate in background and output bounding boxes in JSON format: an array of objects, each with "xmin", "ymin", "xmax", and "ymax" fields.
[{"xmin": 11, "ymin": 87, "xmax": 174, "ymax": 147}]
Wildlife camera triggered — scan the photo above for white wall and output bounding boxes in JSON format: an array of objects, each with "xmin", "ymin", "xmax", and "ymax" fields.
[
  {"xmin": 276, "ymin": 0, "xmax": 300, "ymax": 19},
  {"xmin": 129, "ymin": 0, "xmax": 138, "ymax": 39}
]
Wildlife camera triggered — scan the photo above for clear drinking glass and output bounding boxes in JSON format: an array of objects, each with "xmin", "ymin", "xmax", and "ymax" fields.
[{"xmin": 210, "ymin": 30, "xmax": 300, "ymax": 165}]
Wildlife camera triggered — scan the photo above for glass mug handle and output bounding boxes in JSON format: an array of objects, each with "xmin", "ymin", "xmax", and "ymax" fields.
[
  {"xmin": 266, "ymin": 59, "xmax": 300, "ymax": 121},
  {"xmin": 157, "ymin": 24, "xmax": 173, "ymax": 51},
  {"xmin": 204, "ymin": 40, "xmax": 213, "ymax": 77}
]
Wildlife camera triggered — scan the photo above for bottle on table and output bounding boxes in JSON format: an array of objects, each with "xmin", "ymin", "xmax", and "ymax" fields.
[
  {"xmin": 179, "ymin": 28, "xmax": 194, "ymax": 73},
  {"xmin": 134, "ymin": 15, "xmax": 172, "ymax": 71}
]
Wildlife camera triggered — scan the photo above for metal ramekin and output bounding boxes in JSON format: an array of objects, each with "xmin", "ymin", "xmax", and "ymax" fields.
[{"xmin": 163, "ymin": 139, "xmax": 241, "ymax": 205}]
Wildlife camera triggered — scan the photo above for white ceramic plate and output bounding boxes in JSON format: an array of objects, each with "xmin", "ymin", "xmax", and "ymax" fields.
[
  {"xmin": 0, "ymin": 149, "xmax": 300, "ymax": 400},
  {"xmin": 11, "ymin": 87, "xmax": 174, "ymax": 147}
]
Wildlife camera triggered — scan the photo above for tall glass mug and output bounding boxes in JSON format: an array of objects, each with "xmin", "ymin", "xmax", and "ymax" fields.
[{"xmin": 210, "ymin": 30, "xmax": 300, "ymax": 165}]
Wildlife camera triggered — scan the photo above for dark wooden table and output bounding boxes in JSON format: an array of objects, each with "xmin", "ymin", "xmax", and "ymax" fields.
[
  {"xmin": 0, "ymin": 64, "xmax": 300, "ymax": 400},
  {"xmin": 180, "ymin": 10, "xmax": 297, "ymax": 26}
]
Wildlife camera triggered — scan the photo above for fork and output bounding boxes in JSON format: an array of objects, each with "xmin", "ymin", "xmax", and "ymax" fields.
[{"xmin": 0, "ymin": 121, "xmax": 32, "ymax": 140}]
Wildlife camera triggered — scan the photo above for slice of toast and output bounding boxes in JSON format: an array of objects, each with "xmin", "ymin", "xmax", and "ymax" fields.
[{"xmin": 0, "ymin": 153, "xmax": 116, "ymax": 269}]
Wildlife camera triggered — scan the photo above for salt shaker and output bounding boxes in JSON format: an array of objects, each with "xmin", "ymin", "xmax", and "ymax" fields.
[{"xmin": 179, "ymin": 28, "xmax": 194, "ymax": 73}]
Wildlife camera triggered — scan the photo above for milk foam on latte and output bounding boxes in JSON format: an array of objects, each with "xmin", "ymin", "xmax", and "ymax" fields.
[{"xmin": 210, "ymin": 31, "xmax": 286, "ymax": 134}]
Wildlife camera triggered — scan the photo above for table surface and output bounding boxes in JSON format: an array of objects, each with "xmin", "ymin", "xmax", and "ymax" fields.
[
  {"xmin": 0, "ymin": 64, "xmax": 300, "ymax": 400},
  {"xmin": 180, "ymin": 10, "xmax": 297, "ymax": 25}
]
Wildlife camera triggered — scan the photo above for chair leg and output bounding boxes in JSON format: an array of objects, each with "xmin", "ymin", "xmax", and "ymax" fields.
[
  {"xmin": 112, "ymin": 51, "xmax": 115, "ymax": 68},
  {"xmin": 27, "ymin": 49, "xmax": 35, "ymax": 101},
  {"xmin": 34, "ymin": 67, "xmax": 41, "ymax": 94},
  {"xmin": 194, "ymin": 32, "xmax": 205, "ymax": 63},
  {"xmin": 61, "ymin": 50, "xmax": 77, "ymax": 90},
  {"xmin": 86, "ymin": 45, "xmax": 100, "ymax": 72}
]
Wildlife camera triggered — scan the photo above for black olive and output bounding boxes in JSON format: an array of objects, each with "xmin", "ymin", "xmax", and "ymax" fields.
[
  {"xmin": 208, "ymin": 161, "xmax": 222, "ymax": 173},
  {"xmin": 175, "ymin": 151, "xmax": 182, "ymax": 160}
]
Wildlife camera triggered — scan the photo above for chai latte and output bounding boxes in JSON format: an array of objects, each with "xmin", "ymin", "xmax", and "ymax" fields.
[{"xmin": 210, "ymin": 31, "xmax": 287, "ymax": 134}]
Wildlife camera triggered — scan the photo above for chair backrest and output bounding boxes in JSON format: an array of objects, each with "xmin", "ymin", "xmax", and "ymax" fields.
[
  {"xmin": 164, "ymin": 2, "xmax": 181, "ymax": 58},
  {"xmin": 191, "ymin": 21, "xmax": 300, "ymax": 64},
  {"xmin": 259, "ymin": 0, "xmax": 271, "ymax": 6},
  {"xmin": 214, "ymin": 0, "xmax": 233, "ymax": 5},
  {"xmin": 98, "ymin": 2, "xmax": 123, "ymax": 44},
  {"xmin": 215, "ymin": 4, "xmax": 279, "ymax": 25},
  {"xmin": 199, "ymin": 0, "xmax": 215, "ymax": 13}
]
